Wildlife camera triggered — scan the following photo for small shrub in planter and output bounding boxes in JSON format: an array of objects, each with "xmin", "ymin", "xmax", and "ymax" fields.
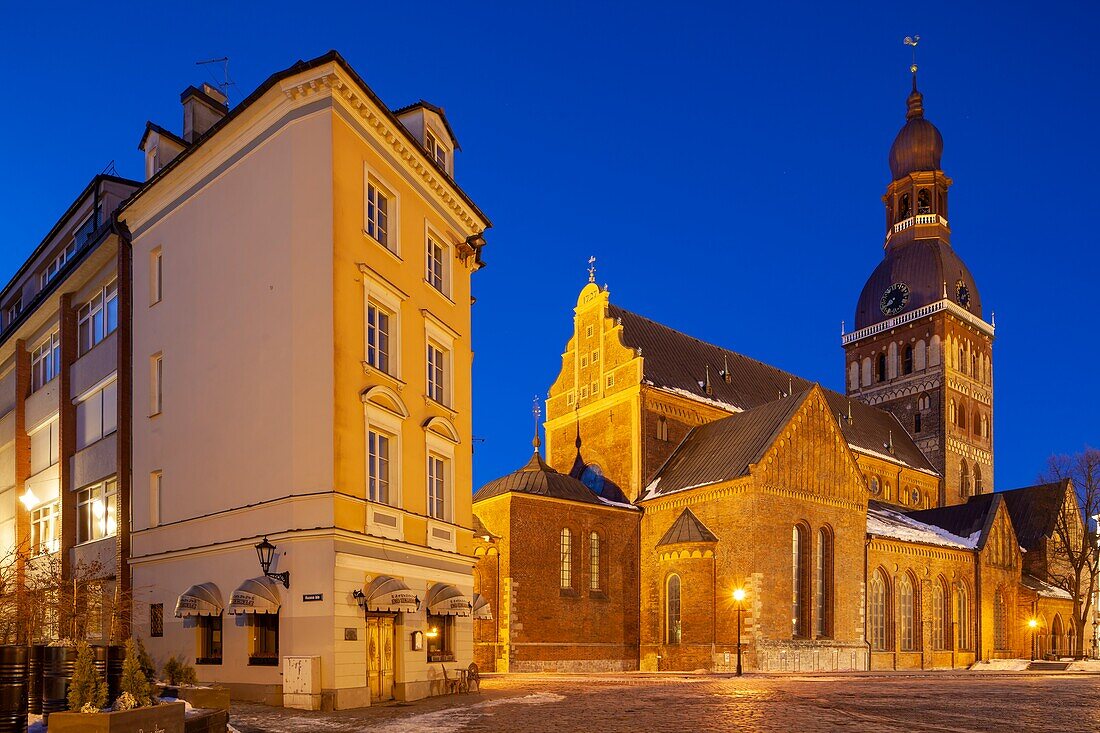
[
  {"xmin": 119, "ymin": 638, "xmax": 154, "ymax": 707},
  {"xmin": 68, "ymin": 641, "xmax": 108, "ymax": 713},
  {"xmin": 163, "ymin": 655, "xmax": 198, "ymax": 686}
]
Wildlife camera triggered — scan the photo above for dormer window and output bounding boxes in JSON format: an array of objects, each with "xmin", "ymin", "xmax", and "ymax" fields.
[
  {"xmin": 40, "ymin": 242, "xmax": 78, "ymax": 289},
  {"xmin": 425, "ymin": 130, "xmax": 448, "ymax": 170},
  {"xmin": 5, "ymin": 298, "xmax": 22, "ymax": 328}
]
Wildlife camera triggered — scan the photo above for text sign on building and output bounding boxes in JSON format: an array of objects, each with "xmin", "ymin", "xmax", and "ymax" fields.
[{"xmin": 303, "ymin": 593, "xmax": 323, "ymax": 602}]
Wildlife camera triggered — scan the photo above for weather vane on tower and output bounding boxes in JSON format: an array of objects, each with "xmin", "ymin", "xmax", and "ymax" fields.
[
  {"xmin": 587, "ymin": 256, "xmax": 597, "ymax": 283},
  {"xmin": 532, "ymin": 396, "xmax": 542, "ymax": 452},
  {"xmin": 904, "ymin": 35, "xmax": 920, "ymax": 76}
]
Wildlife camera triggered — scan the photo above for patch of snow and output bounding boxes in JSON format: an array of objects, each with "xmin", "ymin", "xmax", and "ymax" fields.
[
  {"xmin": 639, "ymin": 477, "xmax": 724, "ymax": 502},
  {"xmin": 596, "ymin": 495, "xmax": 640, "ymax": 511},
  {"xmin": 661, "ymin": 387, "xmax": 744, "ymax": 415},
  {"xmin": 1068, "ymin": 660, "xmax": 1100, "ymax": 672},
  {"xmin": 370, "ymin": 692, "xmax": 565, "ymax": 733},
  {"xmin": 851, "ymin": 446, "xmax": 938, "ymax": 476},
  {"xmin": 1021, "ymin": 574, "xmax": 1073, "ymax": 600},
  {"xmin": 867, "ymin": 505, "xmax": 978, "ymax": 549},
  {"xmin": 971, "ymin": 659, "xmax": 1031, "ymax": 671}
]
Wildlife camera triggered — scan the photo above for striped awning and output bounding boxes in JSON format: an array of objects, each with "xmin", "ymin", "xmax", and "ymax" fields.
[
  {"xmin": 359, "ymin": 575, "xmax": 420, "ymax": 613},
  {"xmin": 471, "ymin": 593, "xmax": 493, "ymax": 621},
  {"xmin": 425, "ymin": 582, "xmax": 471, "ymax": 617},
  {"xmin": 228, "ymin": 576, "xmax": 282, "ymax": 615},
  {"xmin": 175, "ymin": 582, "xmax": 224, "ymax": 618}
]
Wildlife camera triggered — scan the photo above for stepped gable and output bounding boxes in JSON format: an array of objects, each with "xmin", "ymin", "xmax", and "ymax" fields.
[{"xmin": 609, "ymin": 304, "xmax": 935, "ymax": 474}]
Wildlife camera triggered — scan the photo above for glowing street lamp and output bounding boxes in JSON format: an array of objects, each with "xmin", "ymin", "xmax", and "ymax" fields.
[
  {"xmin": 733, "ymin": 588, "xmax": 746, "ymax": 676},
  {"xmin": 254, "ymin": 536, "xmax": 290, "ymax": 588},
  {"xmin": 1028, "ymin": 618, "xmax": 1038, "ymax": 661}
]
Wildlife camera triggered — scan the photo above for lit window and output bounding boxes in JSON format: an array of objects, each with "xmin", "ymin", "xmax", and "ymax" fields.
[
  {"xmin": 30, "ymin": 501, "xmax": 60, "ymax": 555},
  {"xmin": 591, "ymin": 350, "xmax": 599, "ymax": 363},
  {"xmin": 77, "ymin": 280, "xmax": 119, "ymax": 355},
  {"xmin": 30, "ymin": 330, "xmax": 61, "ymax": 392},
  {"xmin": 560, "ymin": 529, "xmax": 572, "ymax": 590},
  {"xmin": 366, "ymin": 303, "xmax": 391, "ymax": 373},
  {"xmin": 366, "ymin": 181, "xmax": 391, "ymax": 248},
  {"xmin": 76, "ymin": 478, "xmax": 119, "ymax": 544},
  {"xmin": 956, "ymin": 583, "xmax": 971, "ymax": 650},
  {"xmin": 247, "ymin": 613, "xmax": 279, "ymax": 666},
  {"xmin": 589, "ymin": 532, "xmax": 601, "ymax": 592},
  {"xmin": 932, "ymin": 578, "xmax": 949, "ymax": 650},
  {"xmin": 816, "ymin": 528, "xmax": 832, "ymax": 637},
  {"xmin": 30, "ymin": 419, "xmax": 60, "ymax": 474},
  {"xmin": 368, "ymin": 430, "xmax": 392, "ymax": 505},
  {"xmin": 425, "ymin": 129, "xmax": 448, "ymax": 169},
  {"xmin": 426, "ymin": 614, "xmax": 454, "ymax": 662},
  {"xmin": 792, "ymin": 525, "xmax": 808, "ymax": 637},
  {"xmin": 993, "ymin": 589, "xmax": 1008, "ymax": 650},
  {"xmin": 579, "ymin": 386, "xmax": 588, "ymax": 399},
  {"xmin": 585, "ymin": 325, "xmax": 593, "ymax": 339},
  {"xmin": 869, "ymin": 569, "xmax": 888, "ymax": 650},
  {"xmin": 427, "ymin": 343, "xmax": 446, "ymax": 404},
  {"xmin": 666, "ymin": 575, "xmax": 681, "ymax": 644},
  {"xmin": 426, "ymin": 236, "xmax": 446, "ymax": 294},
  {"xmin": 899, "ymin": 574, "xmax": 917, "ymax": 651},
  {"xmin": 606, "ymin": 375, "xmax": 614, "ymax": 388},
  {"xmin": 427, "ymin": 454, "xmax": 447, "ymax": 520}
]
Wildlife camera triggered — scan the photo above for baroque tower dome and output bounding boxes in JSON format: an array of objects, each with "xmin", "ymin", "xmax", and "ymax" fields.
[{"xmin": 888, "ymin": 81, "xmax": 943, "ymax": 179}]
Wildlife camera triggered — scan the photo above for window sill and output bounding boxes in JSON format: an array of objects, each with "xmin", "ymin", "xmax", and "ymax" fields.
[
  {"xmin": 427, "ymin": 652, "xmax": 455, "ymax": 663},
  {"xmin": 588, "ymin": 590, "xmax": 608, "ymax": 601},
  {"xmin": 424, "ymin": 280, "xmax": 455, "ymax": 305},
  {"xmin": 363, "ymin": 231, "xmax": 402, "ymax": 262},
  {"xmin": 423, "ymin": 395, "xmax": 457, "ymax": 417},
  {"xmin": 195, "ymin": 658, "xmax": 222, "ymax": 666},
  {"xmin": 248, "ymin": 657, "xmax": 279, "ymax": 667},
  {"xmin": 559, "ymin": 588, "xmax": 578, "ymax": 599},
  {"xmin": 75, "ymin": 535, "xmax": 117, "ymax": 548},
  {"xmin": 149, "ymin": 410, "xmax": 162, "ymax": 419},
  {"xmin": 362, "ymin": 362, "xmax": 405, "ymax": 389}
]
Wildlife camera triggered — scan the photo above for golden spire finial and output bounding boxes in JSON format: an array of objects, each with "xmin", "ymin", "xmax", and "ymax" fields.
[
  {"xmin": 532, "ymin": 396, "xmax": 542, "ymax": 453},
  {"xmin": 904, "ymin": 35, "xmax": 921, "ymax": 79}
]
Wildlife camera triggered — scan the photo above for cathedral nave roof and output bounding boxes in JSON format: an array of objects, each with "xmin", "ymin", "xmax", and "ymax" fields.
[{"xmin": 867, "ymin": 502, "xmax": 980, "ymax": 550}]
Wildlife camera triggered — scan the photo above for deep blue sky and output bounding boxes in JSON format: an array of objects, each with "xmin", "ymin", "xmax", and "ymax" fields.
[{"xmin": 1, "ymin": 2, "xmax": 1096, "ymax": 492}]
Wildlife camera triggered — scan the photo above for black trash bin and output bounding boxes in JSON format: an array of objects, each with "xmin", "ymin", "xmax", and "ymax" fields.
[
  {"xmin": 41, "ymin": 646, "xmax": 75, "ymax": 725},
  {"xmin": 0, "ymin": 645, "xmax": 28, "ymax": 733}
]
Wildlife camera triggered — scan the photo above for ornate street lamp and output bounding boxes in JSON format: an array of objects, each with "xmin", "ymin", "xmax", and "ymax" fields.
[
  {"xmin": 255, "ymin": 537, "xmax": 290, "ymax": 588},
  {"xmin": 733, "ymin": 588, "xmax": 746, "ymax": 676}
]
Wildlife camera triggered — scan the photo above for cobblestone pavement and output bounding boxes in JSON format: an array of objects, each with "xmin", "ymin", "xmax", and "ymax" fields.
[{"xmin": 229, "ymin": 673, "xmax": 1100, "ymax": 732}]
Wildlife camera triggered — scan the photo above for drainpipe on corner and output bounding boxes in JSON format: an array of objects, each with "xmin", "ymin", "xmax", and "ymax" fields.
[{"xmin": 864, "ymin": 537, "xmax": 872, "ymax": 671}]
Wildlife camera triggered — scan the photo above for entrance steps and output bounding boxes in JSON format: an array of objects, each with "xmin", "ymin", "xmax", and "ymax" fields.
[{"xmin": 1027, "ymin": 661, "xmax": 1070, "ymax": 671}]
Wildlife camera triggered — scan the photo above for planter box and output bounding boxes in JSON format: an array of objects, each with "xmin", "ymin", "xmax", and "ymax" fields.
[
  {"xmin": 177, "ymin": 686, "xmax": 230, "ymax": 711},
  {"xmin": 184, "ymin": 708, "xmax": 228, "ymax": 733},
  {"xmin": 47, "ymin": 700, "xmax": 185, "ymax": 733}
]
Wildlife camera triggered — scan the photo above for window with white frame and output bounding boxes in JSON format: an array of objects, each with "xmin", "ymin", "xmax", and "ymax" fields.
[
  {"xmin": 76, "ymin": 477, "xmax": 118, "ymax": 544},
  {"xmin": 77, "ymin": 280, "xmax": 119, "ymax": 355},
  {"xmin": 366, "ymin": 303, "xmax": 392, "ymax": 373},
  {"xmin": 5, "ymin": 298, "xmax": 22, "ymax": 328},
  {"xmin": 30, "ymin": 330, "xmax": 61, "ymax": 391},
  {"xmin": 426, "ymin": 235, "xmax": 447, "ymax": 294},
  {"xmin": 30, "ymin": 501, "xmax": 59, "ymax": 555},
  {"xmin": 150, "ymin": 354, "xmax": 163, "ymax": 415},
  {"xmin": 72, "ymin": 209, "xmax": 100, "ymax": 250},
  {"xmin": 425, "ymin": 129, "xmax": 448, "ymax": 169},
  {"xmin": 368, "ymin": 429, "xmax": 393, "ymax": 505},
  {"xmin": 427, "ymin": 342, "xmax": 446, "ymax": 404},
  {"xmin": 427, "ymin": 453, "xmax": 448, "ymax": 521},
  {"xmin": 30, "ymin": 418, "xmax": 59, "ymax": 474},
  {"xmin": 151, "ymin": 248, "xmax": 163, "ymax": 305},
  {"xmin": 365, "ymin": 179, "xmax": 392, "ymax": 250},
  {"xmin": 40, "ymin": 243, "xmax": 77, "ymax": 289},
  {"xmin": 76, "ymin": 380, "xmax": 118, "ymax": 449}
]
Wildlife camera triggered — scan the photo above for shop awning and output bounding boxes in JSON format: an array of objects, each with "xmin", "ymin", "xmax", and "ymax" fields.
[
  {"xmin": 471, "ymin": 593, "xmax": 493, "ymax": 621},
  {"xmin": 174, "ymin": 582, "xmax": 225, "ymax": 618},
  {"xmin": 425, "ymin": 582, "xmax": 471, "ymax": 617},
  {"xmin": 227, "ymin": 576, "xmax": 282, "ymax": 615},
  {"xmin": 358, "ymin": 575, "xmax": 420, "ymax": 613}
]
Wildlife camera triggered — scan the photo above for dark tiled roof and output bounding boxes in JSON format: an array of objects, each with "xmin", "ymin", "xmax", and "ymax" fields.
[
  {"xmin": 474, "ymin": 452, "xmax": 635, "ymax": 509},
  {"xmin": 904, "ymin": 497, "xmax": 1000, "ymax": 545},
  {"xmin": 656, "ymin": 508, "xmax": 719, "ymax": 546},
  {"xmin": 138, "ymin": 121, "xmax": 190, "ymax": 152},
  {"xmin": 642, "ymin": 390, "xmax": 810, "ymax": 499},
  {"xmin": 391, "ymin": 99, "xmax": 462, "ymax": 150},
  {"xmin": 951, "ymin": 481, "xmax": 1069, "ymax": 551},
  {"xmin": 609, "ymin": 305, "xmax": 936, "ymax": 474}
]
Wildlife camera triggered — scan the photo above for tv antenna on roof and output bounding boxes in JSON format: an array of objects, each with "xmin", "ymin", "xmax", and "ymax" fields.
[{"xmin": 196, "ymin": 57, "xmax": 234, "ymax": 103}]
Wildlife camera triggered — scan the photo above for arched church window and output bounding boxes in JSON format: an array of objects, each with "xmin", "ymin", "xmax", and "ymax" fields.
[
  {"xmin": 876, "ymin": 353, "xmax": 886, "ymax": 383},
  {"xmin": 666, "ymin": 575, "xmax": 681, "ymax": 644},
  {"xmin": 972, "ymin": 410, "xmax": 981, "ymax": 435},
  {"xmin": 869, "ymin": 569, "xmax": 889, "ymax": 650},
  {"xmin": 898, "ymin": 193, "xmax": 911, "ymax": 220},
  {"xmin": 903, "ymin": 346, "xmax": 913, "ymax": 375},
  {"xmin": 974, "ymin": 464, "xmax": 984, "ymax": 494},
  {"xmin": 560, "ymin": 528, "xmax": 573, "ymax": 589},
  {"xmin": 956, "ymin": 582, "xmax": 971, "ymax": 650},
  {"xmin": 914, "ymin": 413, "xmax": 922, "ymax": 433},
  {"xmin": 816, "ymin": 527, "xmax": 833, "ymax": 638},
  {"xmin": 958, "ymin": 405, "xmax": 967, "ymax": 430},
  {"xmin": 994, "ymin": 589, "xmax": 1009, "ymax": 650},
  {"xmin": 656, "ymin": 416, "xmax": 669, "ymax": 442},
  {"xmin": 898, "ymin": 573, "xmax": 918, "ymax": 651},
  {"xmin": 869, "ymin": 476, "xmax": 881, "ymax": 496},
  {"xmin": 849, "ymin": 362, "xmax": 859, "ymax": 391},
  {"xmin": 959, "ymin": 346, "xmax": 967, "ymax": 375},
  {"xmin": 792, "ymin": 524, "xmax": 810, "ymax": 638},
  {"xmin": 948, "ymin": 399, "xmax": 956, "ymax": 424},
  {"xmin": 932, "ymin": 577, "xmax": 949, "ymax": 650},
  {"xmin": 861, "ymin": 358, "xmax": 872, "ymax": 387},
  {"xmin": 960, "ymin": 460, "xmax": 971, "ymax": 497},
  {"xmin": 917, "ymin": 188, "xmax": 931, "ymax": 214}
]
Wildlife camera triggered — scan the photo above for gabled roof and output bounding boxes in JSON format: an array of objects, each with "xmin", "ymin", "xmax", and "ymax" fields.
[
  {"xmin": 391, "ymin": 99, "xmax": 462, "ymax": 150},
  {"xmin": 904, "ymin": 496, "xmax": 1003, "ymax": 548},
  {"xmin": 1021, "ymin": 574, "xmax": 1073, "ymax": 600},
  {"xmin": 656, "ymin": 508, "xmax": 718, "ymax": 546},
  {"xmin": 950, "ymin": 481, "xmax": 1070, "ymax": 551},
  {"xmin": 641, "ymin": 389, "xmax": 811, "ymax": 500},
  {"xmin": 138, "ymin": 121, "xmax": 189, "ymax": 152},
  {"xmin": 474, "ymin": 452, "xmax": 636, "ymax": 510},
  {"xmin": 608, "ymin": 305, "xmax": 936, "ymax": 475},
  {"xmin": 867, "ymin": 501, "xmax": 981, "ymax": 550}
]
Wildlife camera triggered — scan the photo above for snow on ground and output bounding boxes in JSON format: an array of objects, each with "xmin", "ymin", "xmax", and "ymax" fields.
[
  {"xmin": 970, "ymin": 659, "xmax": 1031, "ymax": 671},
  {"xmin": 1067, "ymin": 660, "xmax": 1100, "ymax": 672},
  {"xmin": 369, "ymin": 692, "xmax": 564, "ymax": 733}
]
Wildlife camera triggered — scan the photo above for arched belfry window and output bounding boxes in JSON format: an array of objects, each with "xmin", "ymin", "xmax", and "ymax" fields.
[
  {"xmin": 960, "ymin": 460, "xmax": 971, "ymax": 497},
  {"xmin": 917, "ymin": 188, "xmax": 931, "ymax": 214},
  {"xmin": 903, "ymin": 345, "xmax": 913, "ymax": 375},
  {"xmin": 898, "ymin": 193, "xmax": 911, "ymax": 220},
  {"xmin": 876, "ymin": 354, "xmax": 887, "ymax": 383},
  {"xmin": 974, "ymin": 464, "xmax": 984, "ymax": 495},
  {"xmin": 666, "ymin": 575, "xmax": 681, "ymax": 644}
]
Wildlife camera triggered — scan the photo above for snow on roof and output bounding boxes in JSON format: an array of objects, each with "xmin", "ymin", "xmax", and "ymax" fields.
[
  {"xmin": 1021, "ymin": 574, "xmax": 1073, "ymax": 600},
  {"xmin": 656, "ymin": 385, "xmax": 745, "ymax": 414},
  {"xmin": 867, "ymin": 504, "xmax": 980, "ymax": 550},
  {"xmin": 850, "ymin": 445, "xmax": 940, "ymax": 476}
]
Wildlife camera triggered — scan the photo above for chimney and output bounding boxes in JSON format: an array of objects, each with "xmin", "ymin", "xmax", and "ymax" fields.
[{"xmin": 181, "ymin": 83, "xmax": 228, "ymax": 143}]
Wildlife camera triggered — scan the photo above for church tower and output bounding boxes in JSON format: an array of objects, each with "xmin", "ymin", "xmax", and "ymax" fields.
[{"xmin": 843, "ymin": 75, "xmax": 994, "ymax": 506}]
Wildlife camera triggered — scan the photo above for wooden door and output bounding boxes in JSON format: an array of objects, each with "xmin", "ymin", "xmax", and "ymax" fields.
[{"xmin": 367, "ymin": 616, "xmax": 395, "ymax": 702}]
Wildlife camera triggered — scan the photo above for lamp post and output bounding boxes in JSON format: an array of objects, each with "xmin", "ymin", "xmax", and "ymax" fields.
[
  {"xmin": 733, "ymin": 588, "xmax": 746, "ymax": 676},
  {"xmin": 1028, "ymin": 618, "xmax": 1038, "ymax": 661},
  {"xmin": 255, "ymin": 536, "xmax": 290, "ymax": 588}
]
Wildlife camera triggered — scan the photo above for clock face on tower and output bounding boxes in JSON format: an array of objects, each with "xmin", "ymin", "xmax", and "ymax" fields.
[
  {"xmin": 956, "ymin": 280, "xmax": 971, "ymax": 308},
  {"xmin": 880, "ymin": 282, "xmax": 910, "ymax": 316}
]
